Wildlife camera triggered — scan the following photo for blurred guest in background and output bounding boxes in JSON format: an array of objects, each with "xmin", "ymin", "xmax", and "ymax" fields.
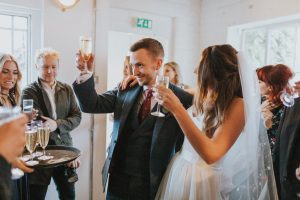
[
  {"xmin": 273, "ymin": 81, "xmax": 300, "ymax": 200},
  {"xmin": 22, "ymin": 48, "xmax": 81, "ymax": 200},
  {"xmin": 0, "ymin": 115, "xmax": 28, "ymax": 200},
  {"xmin": 257, "ymin": 64, "xmax": 293, "ymax": 154},
  {"xmin": 163, "ymin": 61, "xmax": 189, "ymax": 89},
  {"xmin": 123, "ymin": 55, "xmax": 133, "ymax": 79}
]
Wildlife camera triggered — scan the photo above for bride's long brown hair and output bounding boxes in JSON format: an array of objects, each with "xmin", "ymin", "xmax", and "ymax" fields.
[{"xmin": 194, "ymin": 44, "xmax": 242, "ymax": 138}]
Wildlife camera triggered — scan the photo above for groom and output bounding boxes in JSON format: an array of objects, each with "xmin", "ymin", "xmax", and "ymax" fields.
[{"xmin": 73, "ymin": 38, "xmax": 193, "ymax": 200}]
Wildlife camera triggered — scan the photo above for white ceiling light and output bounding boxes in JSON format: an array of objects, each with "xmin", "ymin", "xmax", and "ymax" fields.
[{"xmin": 53, "ymin": 0, "xmax": 80, "ymax": 12}]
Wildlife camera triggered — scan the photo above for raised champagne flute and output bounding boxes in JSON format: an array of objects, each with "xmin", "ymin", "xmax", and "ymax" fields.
[
  {"xmin": 151, "ymin": 75, "xmax": 169, "ymax": 117},
  {"xmin": 79, "ymin": 36, "xmax": 92, "ymax": 70},
  {"xmin": 38, "ymin": 122, "xmax": 52, "ymax": 161},
  {"xmin": 25, "ymin": 125, "xmax": 39, "ymax": 166}
]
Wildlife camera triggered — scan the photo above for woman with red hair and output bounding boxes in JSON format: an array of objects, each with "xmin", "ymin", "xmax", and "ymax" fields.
[{"xmin": 257, "ymin": 64, "xmax": 293, "ymax": 154}]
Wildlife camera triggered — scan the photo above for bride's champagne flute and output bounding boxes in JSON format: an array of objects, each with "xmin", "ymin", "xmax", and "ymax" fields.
[
  {"xmin": 151, "ymin": 75, "xmax": 169, "ymax": 117},
  {"xmin": 79, "ymin": 36, "xmax": 92, "ymax": 70}
]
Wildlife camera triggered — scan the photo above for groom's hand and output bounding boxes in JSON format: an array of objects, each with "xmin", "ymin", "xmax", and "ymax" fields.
[{"xmin": 75, "ymin": 51, "xmax": 94, "ymax": 73}]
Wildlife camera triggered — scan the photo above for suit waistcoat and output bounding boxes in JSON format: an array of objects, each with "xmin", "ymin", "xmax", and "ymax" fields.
[{"xmin": 113, "ymin": 93, "xmax": 156, "ymax": 178}]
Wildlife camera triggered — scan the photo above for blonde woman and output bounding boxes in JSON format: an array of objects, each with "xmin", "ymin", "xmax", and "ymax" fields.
[
  {"xmin": 0, "ymin": 53, "xmax": 22, "ymax": 107},
  {"xmin": 0, "ymin": 53, "xmax": 33, "ymax": 200},
  {"xmin": 163, "ymin": 61, "xmax": 189, "ymax": 89}
]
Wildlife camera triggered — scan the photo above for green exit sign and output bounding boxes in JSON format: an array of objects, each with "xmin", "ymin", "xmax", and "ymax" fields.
[{"xmin": 136, "ymin": 18, "xmax": 152, "ymax": 29}]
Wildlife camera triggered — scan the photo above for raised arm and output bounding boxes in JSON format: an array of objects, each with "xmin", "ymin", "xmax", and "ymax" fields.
[
  {"xmin": 73, "ymin": 76, "xmax": 119, "ymax": 113},
  {"xmin": 157, "ymin": 86, "xmax": 245, "ymax": 164}
]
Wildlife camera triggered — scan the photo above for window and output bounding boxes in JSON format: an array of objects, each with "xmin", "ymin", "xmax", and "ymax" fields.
[
  {"xmin": 0, "ymin": 4, "xmax": 41, "ymax": 87},
  {"xmin": 228, "ymin": 15, "xmax": 300, "ymax": 81},
  {"xmin": 0, "ymin": 13, "xmax": 30, "ymax": 87}
]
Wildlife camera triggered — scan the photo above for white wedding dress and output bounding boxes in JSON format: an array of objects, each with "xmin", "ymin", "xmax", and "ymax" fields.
[
  {"xmin": 156, "ymin": 52, "xmax": 278, "ymax": 200},
  {"xmin": 156, "ymin": 106, "xmax": 226, "ymax": 200}
]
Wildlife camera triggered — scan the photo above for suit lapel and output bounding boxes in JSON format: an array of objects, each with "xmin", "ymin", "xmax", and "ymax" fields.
[
  {"xmin": 150, "ymin": 85, "xmax": 176, "ymax": 153},
  {"xmin": 118, "ymin": 86, "xmax": 142, "ymax": 135}
]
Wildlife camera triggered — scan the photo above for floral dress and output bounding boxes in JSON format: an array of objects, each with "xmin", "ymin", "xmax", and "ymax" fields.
[{"xmin": 261, "ymin": 97, "xmax": 284, "ymax": 155}]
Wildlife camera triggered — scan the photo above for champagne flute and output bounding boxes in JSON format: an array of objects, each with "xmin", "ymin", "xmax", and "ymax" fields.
[
  {"xmin": 32, "ymin": 120, "xmax": 43, "ymax": 157},
  {"xmin": 23, "ymin": 99, "xmax": 33, "ymax": 121},
  {"xmin": 79, "ymin": 36, "xmax": 92, "ymax": 70},
  {"xmin": 25, "ymin": 125, "xmax": 39, "ymax": 166},
  {"xmin": 38, "ymin": 122, "xmax": 52, "ymax": 161},
  {"xmin": 151, "ymin": 75, "xmax": 169, "ymax": 117}
]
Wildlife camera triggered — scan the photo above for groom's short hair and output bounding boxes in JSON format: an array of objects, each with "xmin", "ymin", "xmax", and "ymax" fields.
[{"xmin": 130, "ymin": 38, "xmax": 164, "ymax": 59}]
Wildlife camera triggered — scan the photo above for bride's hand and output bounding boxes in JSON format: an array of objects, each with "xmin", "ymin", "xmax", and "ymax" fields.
[{"xmin": 155, "ymin": 85, "xmax": 183, "ymax": 114}]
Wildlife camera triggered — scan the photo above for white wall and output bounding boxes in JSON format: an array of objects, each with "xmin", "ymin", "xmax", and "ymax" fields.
[
  {"xmin": 0, "ymin": 0, "xmax": 42, "ymax": 9},
  {"xmin": 43, "ymin": 1, "xmax": 95, "ymax": 200},
  {"xmin": 199, "ymin": 0, "xmax": 300, "ymax": 51},
  {"xmin": 98, "ymin": 0, "xmax": 202, "ymax": 87}
]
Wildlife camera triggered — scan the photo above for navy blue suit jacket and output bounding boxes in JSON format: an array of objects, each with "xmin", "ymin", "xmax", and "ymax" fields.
[{"xmin": 73, "ymin": 76, "xmax": 193, "ymax": 199}]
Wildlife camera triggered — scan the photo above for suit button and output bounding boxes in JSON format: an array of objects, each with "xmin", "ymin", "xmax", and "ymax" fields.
[
  {"xmin": 109, "ymin": 157, "xmax": 112, "ymax": 160},
  {"xmin": 114, "ymin": 140, "xmax": 117, "ymax": 144}
]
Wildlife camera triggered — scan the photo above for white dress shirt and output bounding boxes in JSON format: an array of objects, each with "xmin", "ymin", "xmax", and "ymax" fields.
[{"xmin": 41, "ymin": 80, "xmax": 57, "ymax": 120}]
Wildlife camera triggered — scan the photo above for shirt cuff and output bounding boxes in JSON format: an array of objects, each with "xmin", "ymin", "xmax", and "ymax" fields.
[{"xmin": 76, "ymin": 71, "xmax": 93, "ymax": 84}]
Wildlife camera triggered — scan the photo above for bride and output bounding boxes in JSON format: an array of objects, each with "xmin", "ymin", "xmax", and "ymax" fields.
[{"xmin": 155, "ymin": 44, "xmax": 278, "ymax": 200}]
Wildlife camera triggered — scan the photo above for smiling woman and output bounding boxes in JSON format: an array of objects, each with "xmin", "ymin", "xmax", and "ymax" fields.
[
  {"xmin": 0, "ymin": 53, "xmax": 22, "ymax": 107},
  {"xmin": 53, "ymin": 0, "xmax": 80, "ymax": 11}
]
